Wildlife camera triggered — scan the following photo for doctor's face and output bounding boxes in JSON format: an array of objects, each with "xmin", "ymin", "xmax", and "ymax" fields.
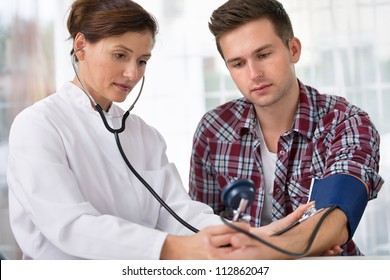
[
  {"xmin": 220, "ymin": 19, "xmax": 301, "ymax": 111},
  {"xmin": 75, "ymin": 31, "xmax": 154, "ymax": 111}
]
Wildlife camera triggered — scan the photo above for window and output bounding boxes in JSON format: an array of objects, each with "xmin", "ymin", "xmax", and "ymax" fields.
[
  {"xmin": 0, "ymin": 0, "xmax": 389, "ymax": 258},
  {"xmin": 0, "ymin": 0, "xmax": 57, "ymax": 259}
]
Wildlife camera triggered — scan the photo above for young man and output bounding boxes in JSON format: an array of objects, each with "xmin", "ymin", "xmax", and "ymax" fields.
[{"xmin": 189, "ymin": 0, "xmax": 384, "ymax": 257}]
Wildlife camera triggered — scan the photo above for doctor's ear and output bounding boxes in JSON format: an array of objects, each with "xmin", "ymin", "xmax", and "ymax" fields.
[{"xmin": 73, "ymin": 33, "xmax": 87, "ymax": 60}]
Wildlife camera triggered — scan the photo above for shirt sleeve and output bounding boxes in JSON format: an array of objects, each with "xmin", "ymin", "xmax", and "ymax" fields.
[
  {"xmin": 322, "ymin": 110, "xmax": 383, "ymax": 199},
  {"xmin": 311, "ymin": 109, "xmax": 384, "ymax": 241},
  {"xmin": 155, "ymin": 162, "xmax": 222, "ymax": 235}
]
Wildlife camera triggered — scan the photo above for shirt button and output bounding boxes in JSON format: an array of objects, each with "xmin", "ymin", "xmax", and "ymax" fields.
[{"xmin": 279, "ymin": 150, "xmax": 286, "ymax": 156}]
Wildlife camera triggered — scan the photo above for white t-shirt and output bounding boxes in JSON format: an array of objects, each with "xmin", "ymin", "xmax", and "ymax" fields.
[
  {"xmin": 7, "ymin": 82, "xmax": 221, "ymax": 260},
  {"xmin": 258, "ymin": 125, "xmax": 277, "ymax": 226}
]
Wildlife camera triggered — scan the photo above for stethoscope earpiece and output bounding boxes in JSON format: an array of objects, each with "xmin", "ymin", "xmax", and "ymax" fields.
[{"xmin": 71, "ymin": 52, "xmax": 144, "ymax": 118}]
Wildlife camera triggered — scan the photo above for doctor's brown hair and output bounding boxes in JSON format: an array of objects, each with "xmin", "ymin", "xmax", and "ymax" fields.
[
  {"xmin": 209, "ymin": 0, "xmax": 294, "ymax": 58},
  {"xmin": 67, "ymin": 0, "xmax": 158, "ymax": 56}
]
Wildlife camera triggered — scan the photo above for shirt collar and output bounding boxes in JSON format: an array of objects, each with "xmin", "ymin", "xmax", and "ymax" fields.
[{"xmin": 291, "ymin": 79, "xmax": 317, "ymax": 140}]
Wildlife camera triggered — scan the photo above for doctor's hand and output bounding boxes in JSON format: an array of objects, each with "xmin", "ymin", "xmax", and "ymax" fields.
[{"xmin": 159, "ymin": 224, "xmax": 240, "ymax": 259}]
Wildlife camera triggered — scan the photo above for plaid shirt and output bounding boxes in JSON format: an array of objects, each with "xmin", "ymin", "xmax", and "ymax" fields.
[{"xmin": 189, "ymin": 80, "xmax": 384, "ymax": 256}]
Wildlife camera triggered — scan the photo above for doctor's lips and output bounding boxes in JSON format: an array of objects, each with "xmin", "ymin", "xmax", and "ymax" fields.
[{"xmin": 114, "ymin": 82, "xmax": 132, "ymax": 92}]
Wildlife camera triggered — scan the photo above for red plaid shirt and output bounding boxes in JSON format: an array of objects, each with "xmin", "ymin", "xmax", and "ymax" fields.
[{"xmin": 189, "ymin": 80, "xmax": 384, "ymax": 256}]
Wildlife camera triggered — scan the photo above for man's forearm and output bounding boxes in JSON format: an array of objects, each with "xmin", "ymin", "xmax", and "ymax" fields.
[{"xmin": 253, "ymin": 207, "xmax": 349, "ymax": 258}]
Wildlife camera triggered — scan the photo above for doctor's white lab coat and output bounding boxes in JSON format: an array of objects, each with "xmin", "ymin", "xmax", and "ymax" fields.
[{"xmin": 7, "ymin": 82, "xmax": 221, "ymax": 259}]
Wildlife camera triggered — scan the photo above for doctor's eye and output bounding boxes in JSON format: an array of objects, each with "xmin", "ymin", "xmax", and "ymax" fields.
[
  {"xmin": 113, "ymin": 52, "xmax": 127, "ymax": 61},
  {"xmin": 138, "ymin": 59, "xmax": 148, "ymax": 66},
  {"xmin": 138, "ymin": 56, "xmax": 151, "ymax": 67}
]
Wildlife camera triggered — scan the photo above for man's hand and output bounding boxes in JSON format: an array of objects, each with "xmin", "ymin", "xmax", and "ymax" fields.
[
  {"xmin": 258, "ymin": 202, "xmax": 316, "ymax": 236},
  {"xmin": 204, "ymin": 202, "xmax": 344, "ymax": 259}
]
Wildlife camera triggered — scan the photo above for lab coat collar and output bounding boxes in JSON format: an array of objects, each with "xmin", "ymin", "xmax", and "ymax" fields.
[{"xmin": 60, "ymin": 81, "xmax": 123, "ymax": 118}]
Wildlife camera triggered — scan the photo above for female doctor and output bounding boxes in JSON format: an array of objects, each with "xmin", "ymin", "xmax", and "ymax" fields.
[{"xmin": 6, "ymin": 0, "xmax": 314, "ymax": 260}]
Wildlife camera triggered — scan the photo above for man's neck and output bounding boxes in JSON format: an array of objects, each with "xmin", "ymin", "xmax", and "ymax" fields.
[{"xmin": 255, "ymin": 88, "xmax": 299, "ymax": 153}]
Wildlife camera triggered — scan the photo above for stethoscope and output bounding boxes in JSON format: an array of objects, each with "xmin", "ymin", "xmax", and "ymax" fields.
[
  {"xmin": 71, "ymin": 51, "xmax": 336, "ymax": 257},
  {"xmin": 71, "ymin": 51, "xmax": 199, "ymax": 233}
]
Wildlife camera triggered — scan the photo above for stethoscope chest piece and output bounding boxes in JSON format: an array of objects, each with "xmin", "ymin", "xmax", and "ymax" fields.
[{"xmin": 221, "ymin": 179, "xmax": 256, "ymax": 222}]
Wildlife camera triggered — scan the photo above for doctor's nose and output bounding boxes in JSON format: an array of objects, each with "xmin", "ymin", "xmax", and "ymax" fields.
[{"xmin": 123, "ymin": 63, "xmax": 139, "ymax": 81}]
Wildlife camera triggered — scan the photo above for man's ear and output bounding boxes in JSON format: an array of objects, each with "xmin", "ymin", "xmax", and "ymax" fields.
[{"xmin": 289, "ymin": 37, "xmax": 301, "ymax": 63}]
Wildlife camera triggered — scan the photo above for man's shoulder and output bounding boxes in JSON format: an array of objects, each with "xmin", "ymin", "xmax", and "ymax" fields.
[
  {"xmin": 194, "ymin": 97, "xmax": 251, "ymax": 140},
  {"xmin": 299, "ymin": 83, "xmax": 374, "ymax": 135},
  {"xmin": 301, "ymin": 83, "xmax": 366, "ymax": 116},
  {"xmin": 204, "ymin": 97, "xmax": 249, "ymax": 121}
]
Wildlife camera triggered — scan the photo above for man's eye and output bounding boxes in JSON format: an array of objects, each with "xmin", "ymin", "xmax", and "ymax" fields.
[
  {"xmin": 258, "ymin": 52, "xmax": 271, "ymax": 59},
  {"xmin": 233, "ymin": 62, "xmax": 244, "ymax": 68}
]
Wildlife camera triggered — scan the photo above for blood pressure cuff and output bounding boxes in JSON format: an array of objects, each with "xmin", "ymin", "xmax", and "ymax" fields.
[{"xmin": 309, "ymin": 174, "xmax": 368, "ymax": 241}]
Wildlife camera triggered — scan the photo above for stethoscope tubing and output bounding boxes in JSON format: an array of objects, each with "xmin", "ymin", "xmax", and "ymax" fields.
[{"xmin": 71, "ymin": 54, "xmax": 199, "ymax": 233}]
